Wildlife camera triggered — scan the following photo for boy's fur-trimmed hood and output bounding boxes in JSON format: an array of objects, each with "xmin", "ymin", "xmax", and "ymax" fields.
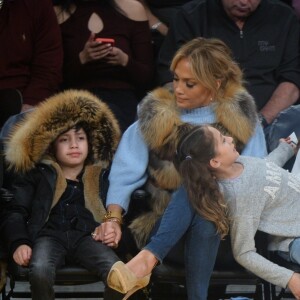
[{"xmin": 5, "ymin": 89, "xmax": 121, "ymax": 172}]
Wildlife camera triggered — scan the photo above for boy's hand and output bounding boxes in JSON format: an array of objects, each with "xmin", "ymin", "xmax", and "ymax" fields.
[
  {"xmin": 91, "ymin": 222, "xmax": 121, "ymax": 248},
  {"xmin": 13, "ymin": 245, "xmax": 32, "ymax": 266}
]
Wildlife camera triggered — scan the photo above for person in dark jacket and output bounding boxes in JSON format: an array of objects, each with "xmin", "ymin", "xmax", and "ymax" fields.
[
  {"xmin": 157, "ymin": 0, "xmax": 300, "ymax": 152},
  {"xmin": 0, "ymin": 89, "xmax": 124, "ymax": 300},
  {"xmin": 0, "ymin": 0, "xmax": 63, "ymax": 111}
]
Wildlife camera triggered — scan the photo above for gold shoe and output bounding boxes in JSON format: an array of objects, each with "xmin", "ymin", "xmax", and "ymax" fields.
[{"xmin": 107, "ymin": 261, "xmax": 151, "ymax": 300}]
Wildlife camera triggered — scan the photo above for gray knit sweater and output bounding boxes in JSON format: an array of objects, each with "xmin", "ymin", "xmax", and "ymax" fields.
[{"xmin": 219, "ymin": 142, "xmax": 299, "ymax": 288}]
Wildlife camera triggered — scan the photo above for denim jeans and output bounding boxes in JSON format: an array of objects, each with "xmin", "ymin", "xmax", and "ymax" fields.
[
  {"xmin": 265, "ymin": 105, "xmax": 300, "ymax": 153},
  {"xmin": 28, "ymin": 230, "xmax": 121, "ymax": 300},
  {"xmin": 289, "ymin": 237, "xmax": 300, "ymax": 264},
  {"xmin": 144, "ymin": 186, "xmax": 220, "ymax": 300}
]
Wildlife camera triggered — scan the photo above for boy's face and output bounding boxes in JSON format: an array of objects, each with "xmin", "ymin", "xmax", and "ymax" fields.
[{"xmin": 53, "ymin": 128, "xmax": 88, "ymax": 170}]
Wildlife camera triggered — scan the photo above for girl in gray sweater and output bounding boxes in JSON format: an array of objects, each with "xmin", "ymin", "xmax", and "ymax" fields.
[{"xmin": 108, "ymin": 124, "xmax": 300, "ymax": 299}]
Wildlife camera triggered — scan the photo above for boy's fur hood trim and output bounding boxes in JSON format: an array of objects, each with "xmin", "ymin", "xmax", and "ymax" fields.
[
  {"xmin": 43, "ymin": 159, "xmax": 107, "ymax": 221},
  {"xmin": 138, "ymin": 87, "xmax": 257, "ymax": 149},
  {"xmin": 5, "ymin": 90, "xmax": 121, "ymax": 172}
]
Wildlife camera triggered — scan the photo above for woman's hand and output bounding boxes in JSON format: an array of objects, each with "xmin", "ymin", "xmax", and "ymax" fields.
[
  {"xmin": 104, "ymin": 47, "xmax": 128, "ymax": 67},
  {"xmin": 79, "ymin": 33, "xmax": 113, "ymax": 64},
  {"xmin": 288, "ymin": 272, "xmax": 300, "ymax": 299},
  {"xmin": 91, "ymin": 222, "xmax": 121, "ymax": 248},
  {"xmin": 13, "ymin": 245, "xmax": 32, "ymax": 266}
]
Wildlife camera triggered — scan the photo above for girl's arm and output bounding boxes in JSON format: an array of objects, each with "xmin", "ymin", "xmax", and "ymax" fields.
[
  {"xmin": 230, "ymin": 215, "xmax": 294, "ymax": 288},
  {"xmin": 266, "ymin": 141, "xmax": 295, "ymax": 167}
]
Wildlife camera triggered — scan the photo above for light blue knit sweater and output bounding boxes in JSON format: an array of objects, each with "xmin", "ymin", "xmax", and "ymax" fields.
[{"xmin": 106, "ymin": 105, "xmax": 267, "ymax": 211}]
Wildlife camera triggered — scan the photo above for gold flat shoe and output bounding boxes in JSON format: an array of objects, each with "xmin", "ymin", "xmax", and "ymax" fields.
[{"xmin": 107, "ymin": 261, "xmax": 151, "ymax": 300}]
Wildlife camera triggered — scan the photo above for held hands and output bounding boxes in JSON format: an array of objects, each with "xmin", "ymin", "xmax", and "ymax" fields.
[
  {"xmin": 79, "ymin": 33, "xmax": 128, "ymax": 66},
  {"xmin": 13, "ymin": 245, "xmax": 32, "ymax": 266},
  {"xmin": 91, "ymin": 222, "xmax": 121, "ymax": 249},
  {"xmin": 288, "ymin": 272, "xmax": 300, "ymax": 299}
]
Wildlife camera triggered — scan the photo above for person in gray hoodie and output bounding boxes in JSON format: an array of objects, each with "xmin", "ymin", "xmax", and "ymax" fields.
[{"xmin": 107, "ymin": 124, "xmax": 300, "ymax": 299}]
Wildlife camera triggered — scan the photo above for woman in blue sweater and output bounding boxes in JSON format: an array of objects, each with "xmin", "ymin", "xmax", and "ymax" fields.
[{"xmin": 99, "ymin": 37, "xmax": 267, "ymax": 300}]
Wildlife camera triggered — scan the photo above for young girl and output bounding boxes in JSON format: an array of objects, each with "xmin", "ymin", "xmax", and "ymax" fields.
[
  {"xmin": 0, "ymin": 90, "xmax": 124, "ymax": 300},
  {"xmin": 108, "ymin": 124, "xmax": 300, "ymax": 299}
]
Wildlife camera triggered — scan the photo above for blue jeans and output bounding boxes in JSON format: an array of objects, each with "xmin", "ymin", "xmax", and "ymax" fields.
[
  {"xmin": 29, "ymin": 230, "xmax": 120, "ymax": 300},
  {"xmin": 276, "ymin": 238, "xmax": 300, "ymax": 265},
  {"xmin": 265, "ymin": 105, "xmax": 300, "ymax": 153},
  {"xmin": 289, "ymin": 238, "xmax": 300, "ymax": 264},
  {"xmin": 144, "ymin": 186, "xmax": 220, "ymax": 300}
]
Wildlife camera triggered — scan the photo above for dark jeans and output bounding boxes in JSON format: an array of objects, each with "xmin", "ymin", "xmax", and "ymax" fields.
[
  {"xmin": 145, "ymin": 186, "xmax": 220, "ymax": 300},
  {"xmin": 28, "ymin": 230, "xmax": 121, "ymax": 300}
]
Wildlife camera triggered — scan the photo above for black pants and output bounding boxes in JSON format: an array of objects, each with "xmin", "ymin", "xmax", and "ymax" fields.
[{"xmin": 28, "ymin": 230, "xmax": 122, "ymax": 300}]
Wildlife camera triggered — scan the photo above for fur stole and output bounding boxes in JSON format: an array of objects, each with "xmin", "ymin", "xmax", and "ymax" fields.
[{"xmin": 129, "ymin": 87, "xmax": 258, "ymax": 248}]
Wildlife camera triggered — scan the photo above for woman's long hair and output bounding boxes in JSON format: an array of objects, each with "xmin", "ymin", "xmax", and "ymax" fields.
[
  {"xmin": 170, "ymin": 37, "xmax": 243, "ymax": 100},
  {"xmin": 174, "ymin": 125, "xmax": 229, "ymax": 238}
]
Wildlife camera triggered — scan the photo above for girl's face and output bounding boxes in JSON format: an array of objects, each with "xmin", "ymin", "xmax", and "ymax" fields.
[
  {"xmin": 173, "ymin": 58, "xmax": 213, "ymax": 110},
  {"xmin": 208, "ymin": 126, "xmax": 239, "ymax": 168},
  {"xmin": 53, "ymin": 128, "xmax": 88, "ymax": 170}
]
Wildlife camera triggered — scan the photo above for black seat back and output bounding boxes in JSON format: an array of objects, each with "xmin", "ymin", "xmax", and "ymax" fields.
[{"xmin": 0, "ymin": 89, "xmax": 23, "ymax": 129}]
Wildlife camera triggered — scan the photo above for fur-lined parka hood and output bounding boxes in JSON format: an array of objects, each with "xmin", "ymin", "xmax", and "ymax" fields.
[{"xmin": 5, "ymin": 89, "xmax": 121, "ymax": 172}]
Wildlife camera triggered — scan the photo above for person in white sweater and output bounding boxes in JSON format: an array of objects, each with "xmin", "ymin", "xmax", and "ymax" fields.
[{"xmin": 107, "ymin": 124, "xmax": 300, "ymax": 299}]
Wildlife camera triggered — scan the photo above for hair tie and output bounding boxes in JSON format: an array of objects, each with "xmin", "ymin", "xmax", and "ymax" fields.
[{"xmin": 185, "ymin": 155, "xmax": 192, "ymax": 160}]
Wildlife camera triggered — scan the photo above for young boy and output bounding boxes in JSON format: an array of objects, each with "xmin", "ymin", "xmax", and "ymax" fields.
[{"xmin": 0, "ymin": 90, "xmax": 123, "ymax": 300}]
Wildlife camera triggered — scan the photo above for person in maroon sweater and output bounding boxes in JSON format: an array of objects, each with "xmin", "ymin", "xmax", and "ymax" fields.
[
  {"xmin": 53, "ymin": 0, "xmax": 154, "ymax": 132},
  {"xmin": 0, "ymin": 0, "xmax": 63, "ymax": 111}
]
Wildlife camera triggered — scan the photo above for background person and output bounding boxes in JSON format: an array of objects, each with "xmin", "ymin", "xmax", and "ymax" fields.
[
  {"xmin": 53, "ymin": 0, "xmax": 154, "ymax": 132},
  {"xmin": 0, "ymin": 0, "xmax": 63, "ymax": 111},
  {"xmin": 157, "ymin": 0, "xmax": 300, "ymax": 151}
]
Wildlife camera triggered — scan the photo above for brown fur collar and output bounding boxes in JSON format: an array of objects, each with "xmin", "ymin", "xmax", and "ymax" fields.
[
  {"xmin": 5, "ymin": 90, "xmax": 120, "ymax": 172},
  {"xmin": 138, "ymin": 87, "xmax": 258, "ymax": 148},
  {"xmin": 42, "ymin": 159, "xmax": 106, "ymax": 222}
]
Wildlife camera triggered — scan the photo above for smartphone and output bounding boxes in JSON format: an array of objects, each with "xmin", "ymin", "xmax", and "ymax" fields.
[{"xmin": 95, "ymin": 38, "xmax": 115, "ymax": 46}]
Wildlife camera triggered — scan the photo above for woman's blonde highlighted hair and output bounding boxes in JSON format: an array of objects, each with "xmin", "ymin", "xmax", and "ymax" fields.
[{"xmin": 171, "ymin": 37, "xmax": 243, "ymax": 99}]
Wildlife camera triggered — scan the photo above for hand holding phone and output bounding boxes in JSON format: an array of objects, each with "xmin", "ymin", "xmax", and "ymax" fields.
[{"xmin": 95, "ymin": 38, "xmax": 115, "ymax": 47}]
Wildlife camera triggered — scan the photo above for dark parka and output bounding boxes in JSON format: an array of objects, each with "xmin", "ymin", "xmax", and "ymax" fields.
[{"xmin": 0, "ymin": 90, "xmax": 120, "ymax": 255}]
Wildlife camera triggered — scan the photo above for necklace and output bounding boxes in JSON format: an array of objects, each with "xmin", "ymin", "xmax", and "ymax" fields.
[{"xmin": 0, "ymin": 0, "xmax": 3, "ymax": 10}]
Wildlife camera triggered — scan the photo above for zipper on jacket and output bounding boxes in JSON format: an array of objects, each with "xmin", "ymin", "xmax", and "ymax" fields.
[{"xmin": 240, "ymin": 30, "xmax": 244, "ymax": 39}]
